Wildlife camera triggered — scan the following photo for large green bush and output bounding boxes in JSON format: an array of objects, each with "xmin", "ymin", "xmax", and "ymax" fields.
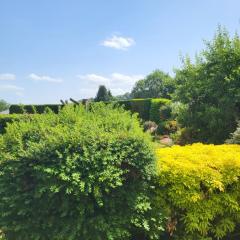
[{"xmin": 0, "ymin": 104, "xmax": 163, "ymax": 240}]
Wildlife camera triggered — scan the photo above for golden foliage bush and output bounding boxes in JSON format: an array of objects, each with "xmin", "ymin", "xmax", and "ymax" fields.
[{"xmin": 156, "ymin": 144, "xmax": 240, "ymax": 239}]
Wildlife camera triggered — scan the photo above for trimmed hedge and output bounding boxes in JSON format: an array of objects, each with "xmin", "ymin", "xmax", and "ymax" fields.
[
  {"xmin": 149, "ymin": 99, "xmax": 171, "ymax": 124},
  {"xmin": 9, "ymin": 104, "xmax": 60, "ymax": 114},
  {"xmin": 130, "ymin": 99, "xmax": 152, "ymax": 120},
  {"xmin": 118, "ymin": 98, "xmax": 171, "ymax": 122},
  {"xmin": 117, "ymin": 99, "xmax": 151, "ymax": 120},
  {"xmin": 156, "ymin": 144, "xmax": 240, "ymax": 239},
  {"xmin": 0, "ymin": 103, "xmax": 163, "ymax": 240}
]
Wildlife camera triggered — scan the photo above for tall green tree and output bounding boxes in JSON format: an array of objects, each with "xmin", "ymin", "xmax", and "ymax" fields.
[
  {"xmin": 131, "ymin": 70, "xmax": 174, "ymax": 99},
  {"xmin": 95, "ymin": 85, "xmax": 113, "ymax": 102},
  {"xmin": 174, "ymin": 26, "xmax": 240, "ymax": 143},
  {"xmin": 0, "ymin": 99, "xmax": 9, "ymax": 112}
]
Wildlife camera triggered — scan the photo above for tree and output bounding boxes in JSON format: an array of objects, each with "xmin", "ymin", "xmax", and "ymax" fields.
[
  {"xmin": 174, "ymin": 26, "xmax": 240, "ymax": 143},
  {"xmin": 94, "ymin": 85, "xmax": 113, "ymax": 102},
  {"xmin": 0, "ymin": 99, "xmax": 10, "ymax": 112},
  {"xmin": 115, "ymin": 92, "xmax": 132, "ymax": 101},
  {"xmin": 131, "ymin": 70, "xmax": 175, "ymax": 99}
]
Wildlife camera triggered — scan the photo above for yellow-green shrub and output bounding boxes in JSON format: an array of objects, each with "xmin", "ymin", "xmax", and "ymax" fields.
[{"xmin": 155, "ymin": 144, "xmax": 240, "ymax": 239}]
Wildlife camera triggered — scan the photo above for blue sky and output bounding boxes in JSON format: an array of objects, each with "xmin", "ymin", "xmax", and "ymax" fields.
[{"xmin": 0, "ymin": 0, "xmax": 240, "ymax": 104}]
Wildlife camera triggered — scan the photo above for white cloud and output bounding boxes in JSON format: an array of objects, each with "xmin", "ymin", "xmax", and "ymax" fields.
[
  {"xmin": 77, "ymin": 73, "xmax": 144, "ymax": 96},
  {"xmin": 0, "ymin": 73, "xmax": 16, "ymax": 81},
  {"xmin": 111, "ymin": 73, "xmax": 144, "ymax": 84},
  {"xmin": 29, "ymin": 73, "xmax": 63, "ymax": 83},
  {"xmin": 101, "ymin": 35, "xmax": 135, "ymax": 50},
  {"xmin": 77, "ymin": 74, "xmax": 110, "ymax": 85},
  {"xmin": 0, "ymin": 84, "xmax": 24, "ymax": 92},
  {"xmin": 110, "ymin": 88, "xmax": 128, "ymax": 95}
]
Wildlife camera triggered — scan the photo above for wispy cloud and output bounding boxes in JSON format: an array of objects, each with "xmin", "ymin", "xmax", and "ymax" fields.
[
  {"xmin": 111, "ymin": 73, "xmax": 144, "ymax": 84},
  {"xmin": 0, "ymin": 73, "xmax": 16, "ymax": 81},
  {"xmin": 0, "ymin": 84, "xmax": 24, "ymax": 91},
  {"xmin": 101, "ymin": 35, "xmax": 135, "ymax": 50},
  {"xmin": 0, "ymin": 84, "xmax": 24, "ymax": 96},
  {"xmin": 29, "ymin": 73, "xmax": 63, "ymax": 83},
  {"xmin": 77, "ymin": 73, "xmax": 144, "ymax": 96},
  {"xmin": 77, "ymin": 74, "xmax": 110, "ymax": 84}
]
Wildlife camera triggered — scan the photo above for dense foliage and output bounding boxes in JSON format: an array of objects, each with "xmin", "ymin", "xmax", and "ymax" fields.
[
  {"xmin": 8, "ymin": 99, "xmax": 173, "ymax": 133},
  {"xmin": 9, "ymin": 98, "xmax": 172, "ymax": 125},
  {"xmin": 0, "ymin": 104, "xmax": 163, "ymax": 240},
  {"xmin": 0, "ymin": 114, "xmax": 32, "ymax": 134},
  {"xmin": 131, "ymin": 70, "xmax": 175, "ymax": 99},
  {"xmin": 174, "ymin": 27, "xmax": 240, "ymax": 143},
  {"xmin": 156, "ymin": 144, "xmax": 240, "ymax": 239}
]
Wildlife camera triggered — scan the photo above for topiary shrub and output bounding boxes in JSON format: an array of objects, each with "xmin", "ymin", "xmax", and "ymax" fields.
[
  {"xmin": 0, "ymin": 103, "xmax": 163, "ymax": 240},
  {"xmin": 155, "ymin": 144, "xmax": 240, "ymax": 239}
]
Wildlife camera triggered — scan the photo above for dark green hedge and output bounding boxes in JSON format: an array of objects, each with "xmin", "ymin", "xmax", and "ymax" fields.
[
  {"xmin": 118, "ymin": 98, "xmax": 171, "ymax": 122},
  {"xmin": 118, "ymin": 99, "xmax": 151, "ymax": 120},
  {"xmin": 9, "ymin": 104, "xmax": 60, "ymax": 114},
  {"xmin": 149, "ymin": 99, "xmax": 171, "ymax": 124}
]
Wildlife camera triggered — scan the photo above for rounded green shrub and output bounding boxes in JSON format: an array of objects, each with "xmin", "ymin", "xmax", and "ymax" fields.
[{"xmin": 0, "ymin": 104, "xmax": 161, "ymax": 240}]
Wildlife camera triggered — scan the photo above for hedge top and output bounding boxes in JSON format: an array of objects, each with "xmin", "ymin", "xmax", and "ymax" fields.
[{"xmin": 9, "ymin": 98, "xmax": 172, "ymax": 123}]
